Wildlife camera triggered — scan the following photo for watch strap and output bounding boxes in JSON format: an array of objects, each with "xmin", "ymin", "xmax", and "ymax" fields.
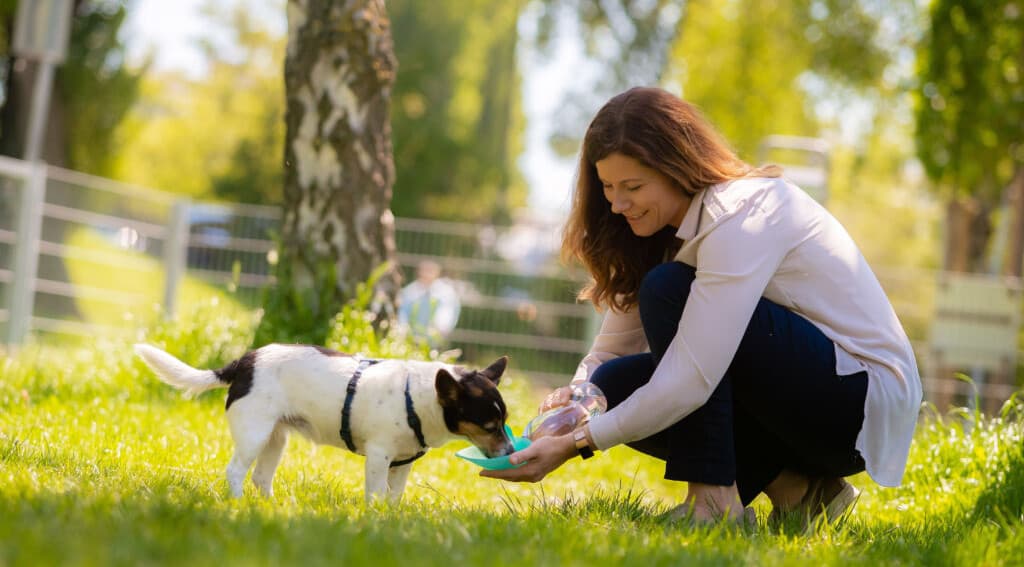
[{"xmin": 573, "ymin": 427, "xmax": 595, "ymax": 460}]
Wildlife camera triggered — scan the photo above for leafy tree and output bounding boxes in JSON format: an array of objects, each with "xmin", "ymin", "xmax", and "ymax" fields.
[
  {"xmin": 666, "ymin": 0, "xmax": 898, "ymax": 160},
  {"xmin": 914, "ymin": 0, "xmax": 1024, "ymax": 274},
  {"xmin": 529, "ymin": 0, "xmax": 685, "ymax": 156},
  {"xmin": 255, "ymin": 0, "xmax": 400, "ymax": 345},
  {"xmin": 0, "ymin": 0, "xmax": 142, "ymax": 173},
  {"xmin": 664, "ymin": 0, "xmax": 940, "ymax": 277},
  {"xmin": 112, "ymin": 1, "xmax": 284, "ymax": 203},
  {"xmin": 388, "ymin": 0, "xmax": 526, "ymax": 222}
]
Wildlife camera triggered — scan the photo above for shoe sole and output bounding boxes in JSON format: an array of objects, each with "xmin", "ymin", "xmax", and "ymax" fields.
[
  {"xmin": 824, "ymin": 482, "xmax": 860, "ymax": 520},
  {"xmin": 802, "ymin": 482, "xmax": 860, "ymax": 534}
]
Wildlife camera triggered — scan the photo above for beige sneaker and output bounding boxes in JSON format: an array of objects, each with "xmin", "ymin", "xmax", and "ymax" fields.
[{"xmin": 769, "ymin": 477, "xmax": 860, "ymax": 531}]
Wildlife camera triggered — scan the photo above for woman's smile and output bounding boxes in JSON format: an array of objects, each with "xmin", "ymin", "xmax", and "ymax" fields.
[{"xmin": 595, "ymin": 153, "xmax": 690, "ymax": 236}]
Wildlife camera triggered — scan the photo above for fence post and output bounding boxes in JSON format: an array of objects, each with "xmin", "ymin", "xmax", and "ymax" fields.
[
  {"xmin": 4, "ymin": 163, "xmax": 46, "ymax": 346},
  {"xmin": 163, "ymin": 199, "xmax": 190, "ymax": 319}
]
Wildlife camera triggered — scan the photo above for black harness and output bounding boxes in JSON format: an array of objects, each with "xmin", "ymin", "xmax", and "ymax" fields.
[{"xmin": 340, "ymin": 358, "xmax": 427, "ymax": 468}]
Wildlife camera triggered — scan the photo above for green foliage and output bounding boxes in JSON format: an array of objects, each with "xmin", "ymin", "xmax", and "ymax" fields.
[
  {"xmin": 3, "ymin": 306, "xmax": 1024, "ymax": 565},
  {"xmin": 112, "ymin": 1, "xmax": 285, "ymax": 203},
  {"xmin": 113, "ymin": 0, "xmax": 525, "ymax": 222},
  {"xmin": 667, "ymin": 0, "xmax": 817, "ymax": 160},
  {"xmin": 389, "ymin": 0, "xmax": 527, "ymax": 222},
  {"xmin": 914, "ymin": 0, "xmax": 1024, "ymax": 200},
  {"xmin": 254, "ymin": 253, "xmax": 432, "ymax": 361},
  {"xmin": 0, "ymin": 0, "xmax": 142, "ymax": 173},
  {"xmin": 0, "ymin": 1, "xmax": 18, "ymax": 54},
  {"xmin": 254, "ymin": 241, "xmax": 345, "ymax": 346},
  {"xmin": 666, "ymin": 0, "xmax": 911, "ymax": 161},
  {"xmin": 60, "ymin": 0, "xmax": 145, "ymax": 176},
  {"xmin": 142, "ymin": 298, "xmax": 260, "ymax": 373}
]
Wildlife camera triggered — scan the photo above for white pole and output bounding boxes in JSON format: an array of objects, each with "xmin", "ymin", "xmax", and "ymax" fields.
[
  {"xmin": 5, "ymin": 163, "xmax": 46, "ymax": 345},
  {"xmin": 163, "ymin": 200, "xmax": 191, "ymax": 319},
  {"xmin": 24, "ymin": 58, "xmax": 56, "ymax": 163}
]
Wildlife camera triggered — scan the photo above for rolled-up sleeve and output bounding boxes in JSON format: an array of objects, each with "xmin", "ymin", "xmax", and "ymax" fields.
[{"xmin": 587, "ymin": 203, "xmax": 793, "ymax": 450}]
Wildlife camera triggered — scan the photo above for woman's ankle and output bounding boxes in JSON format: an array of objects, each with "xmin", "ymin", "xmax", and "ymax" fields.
[
  {"xmin": 684, "ymin": 482, "xmax": 745, "ymax": 519},
  {"xmin": 764, "ymin": 469, "xmax": 810, "ymax": 512}
]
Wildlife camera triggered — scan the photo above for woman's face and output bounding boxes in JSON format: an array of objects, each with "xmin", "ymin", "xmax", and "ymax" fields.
[{"xmin": 595, "ymin": 153, "xmax": 690, "ymax": 237}]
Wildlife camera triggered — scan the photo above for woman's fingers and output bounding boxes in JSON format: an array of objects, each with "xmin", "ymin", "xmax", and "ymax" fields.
[
  {"xmin": 478, "ymin": 434, "xmax": 575, "ymax": 483},
  {"xmin": 539, "ymin": 386, "xmax": 573, "ymax": 413}
]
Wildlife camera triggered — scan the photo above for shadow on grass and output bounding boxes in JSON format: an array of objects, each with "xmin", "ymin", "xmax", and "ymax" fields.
[{"xmin": 0, "ymin": 485, "xmax": 761, "ymax": 567}]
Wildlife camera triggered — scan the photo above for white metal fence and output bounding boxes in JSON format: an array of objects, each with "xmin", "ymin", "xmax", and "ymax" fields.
[
  {"xmin": 0, "ymin": 155, "xmax": 1021, "ymax": 405},
  {"xmin": 0, "ymin": 156, "xmax": 596, "ymax": 385}
]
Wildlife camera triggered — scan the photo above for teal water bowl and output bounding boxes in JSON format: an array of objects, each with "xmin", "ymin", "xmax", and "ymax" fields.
[{"xmin": 455, "ymin": 425, "xmax": 531, "ymax": 470}]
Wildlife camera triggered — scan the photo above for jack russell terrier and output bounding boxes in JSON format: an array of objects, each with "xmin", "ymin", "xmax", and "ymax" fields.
[{"xmin": 134, "ymin": 343, "xmax": 514, "ymax": 502}]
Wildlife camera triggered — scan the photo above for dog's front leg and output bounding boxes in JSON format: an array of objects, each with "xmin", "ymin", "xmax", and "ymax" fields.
[
  {"xmin": 363, "ymin": 446, "xmax": 392, "ymax": 503},
  {"xmin": 387, "ymin": 463, "xmax": 413, "ymax": 504}
]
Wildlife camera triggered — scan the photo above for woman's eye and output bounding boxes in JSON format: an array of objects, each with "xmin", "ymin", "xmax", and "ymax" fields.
[{"xmin": 626, "ymin": 185, "xmax": 642, "ymax": 192}]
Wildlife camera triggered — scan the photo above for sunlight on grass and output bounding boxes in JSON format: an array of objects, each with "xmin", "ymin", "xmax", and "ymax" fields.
[
  {"xmin": 63, "ymin": 226, "xmax": 250, "ymax": 330},
  {"xmin": 1, "ymin": 302, "xmax": 1023, "ymax": 566}
]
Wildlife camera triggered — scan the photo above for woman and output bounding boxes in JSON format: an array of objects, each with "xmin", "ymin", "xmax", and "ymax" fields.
[{"xmin": 482, "ymin": 87, "xmax": 922, "ymax": 525}]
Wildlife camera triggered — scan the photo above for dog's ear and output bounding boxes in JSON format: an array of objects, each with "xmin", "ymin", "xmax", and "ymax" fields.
[
  {"xmin": 435, "ymin": 368, "xmax": 461, "ymax": 406},
  {"xmin": 479, "ymin": 356, "xmax": 508, "ymax": 386}
]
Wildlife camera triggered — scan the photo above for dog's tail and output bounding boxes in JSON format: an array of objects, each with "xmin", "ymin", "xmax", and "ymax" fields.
[{"xmin": 134, "ymin": 343, "xmax": 226, "ymax": 398}]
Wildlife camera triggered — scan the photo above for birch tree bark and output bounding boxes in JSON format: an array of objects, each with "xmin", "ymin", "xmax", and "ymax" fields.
[{"xmin": 268, "ymin": 0, "xmax": 400, "ymax": 341}]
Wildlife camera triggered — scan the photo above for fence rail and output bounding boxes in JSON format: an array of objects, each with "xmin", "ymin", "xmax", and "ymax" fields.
[{"xmin": 0, "ymin": 157, "xmax": 1021, "ymax": 406}]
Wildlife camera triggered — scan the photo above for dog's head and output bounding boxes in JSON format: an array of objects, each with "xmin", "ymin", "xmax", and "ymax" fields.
[{"xmin": 435, "ymin": 356, "xmax": 514, "ymax": 457}]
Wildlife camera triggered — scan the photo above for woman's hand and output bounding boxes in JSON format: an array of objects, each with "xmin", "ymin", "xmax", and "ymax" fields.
[
  {"xmin": 539, "ymin": 386, "xmax": 573, "ymax": 413},
  {"xmin": 479, "ymin": 433, "xmax": 577, "ymax": 483}
]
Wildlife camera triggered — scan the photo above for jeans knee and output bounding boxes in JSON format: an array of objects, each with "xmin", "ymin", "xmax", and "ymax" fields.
[
  {"xmin": 638, "ymin": 262, "xmax": 696, "ymax": 310},
  {"xmin": 589, "ymin": 363, "xmax": 617, "ymax": 393}
]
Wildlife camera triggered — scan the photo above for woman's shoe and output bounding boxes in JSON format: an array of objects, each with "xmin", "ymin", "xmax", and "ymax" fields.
[{"xmin": 769, "ymin": 477, "xmax": 860, "ymax": 531}]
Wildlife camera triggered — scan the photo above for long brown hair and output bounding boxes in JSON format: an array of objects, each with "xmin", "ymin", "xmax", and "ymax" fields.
[{"xmin": 562, "ymin": 87, "xmax": 780, "ymax": 311}]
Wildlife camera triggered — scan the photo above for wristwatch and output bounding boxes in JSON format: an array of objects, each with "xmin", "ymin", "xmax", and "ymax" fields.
[{"xmin": 573, "ymin": 427, "xmax": 595, "ymax": 460}]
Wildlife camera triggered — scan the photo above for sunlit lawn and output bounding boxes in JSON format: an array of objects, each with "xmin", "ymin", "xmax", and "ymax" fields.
[
  {"xmin": 61, "ymin": 227, "xmax": 251, "ymax": 331},
  {"xmin": 1, "ymin": 302, "xmax": 1022, "ymax": 566}
]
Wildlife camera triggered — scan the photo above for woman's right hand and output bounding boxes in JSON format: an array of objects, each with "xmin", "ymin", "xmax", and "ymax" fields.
[{"xmin": 539, "ymin": 386, "xmax": 573, "ymax": 413}]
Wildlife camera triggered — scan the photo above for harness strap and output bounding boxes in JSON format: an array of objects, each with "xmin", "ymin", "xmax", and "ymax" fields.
[
  {"xmin": 339, "ymin": 360, "xmax": 429, "ymax": 468},
  {"xmin": 340, "ymin": 358, "xmax": 380, "ymax": 452},
  {"xmin": 392, "ymin": 371, "xmax": 428, "ymax": 468},
  {"xmin": 404, "ymin": 373, "xmax": 427, "ymax": 448},
  {"xmin": 390, "ymin": 451, "xmax": 426, "ymax": 468}
]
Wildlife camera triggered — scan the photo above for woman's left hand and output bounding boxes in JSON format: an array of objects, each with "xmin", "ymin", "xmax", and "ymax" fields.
[{"xmin": 479, "ymin": 433, "xmax": 577, "ymax": 483}]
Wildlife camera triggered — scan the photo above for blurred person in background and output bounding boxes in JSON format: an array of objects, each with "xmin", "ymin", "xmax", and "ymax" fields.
[{"xmin": 398, "ymin": 260, "xmax": 461, "ymax": 348}]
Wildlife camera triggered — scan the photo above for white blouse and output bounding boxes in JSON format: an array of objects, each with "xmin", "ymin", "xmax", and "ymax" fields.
[{"xmin": 576, "ymin": 177, "xmax": 922, "ymax": 487}]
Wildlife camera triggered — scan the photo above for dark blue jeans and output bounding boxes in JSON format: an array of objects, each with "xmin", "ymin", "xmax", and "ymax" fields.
[{"xmin": 589, "ymin": 262, "xmax": 867, "ymax": 505}]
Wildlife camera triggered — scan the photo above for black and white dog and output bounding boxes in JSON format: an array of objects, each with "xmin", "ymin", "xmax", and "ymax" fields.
[{"xmin": 134, "ymin": 343, "xmax": 514, "ymax": 502}]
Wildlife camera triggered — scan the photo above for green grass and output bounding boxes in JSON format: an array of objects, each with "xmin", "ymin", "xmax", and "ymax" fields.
[
  {"xmin": 1, "ymin": 303, "xmax": 1023, "ymax": 566},
  {"xmin": 59, "ymin": 227, "xmax": 252, "ymax": 332}
]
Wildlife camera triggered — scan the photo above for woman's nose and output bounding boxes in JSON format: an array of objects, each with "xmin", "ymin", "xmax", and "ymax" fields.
[{"xmin": 608, "ymin": 191, "xmax": 630, "ymax": 214}]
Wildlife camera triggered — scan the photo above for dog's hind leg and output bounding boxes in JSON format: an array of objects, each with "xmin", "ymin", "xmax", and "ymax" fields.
[
  {"xmin": 251, "ymin": 424, "xmax": 288, "ymax": 497},
  {"xmin": 386, "ymin": 463, "xmax": 412, "ymax": 504},
  {"xmin": 225, "ymin": 410, "xmax": 278, "ymax": 498},
  {"xmin": 363, "ymin": 445, "xmax": 393, "ymax": 503}
]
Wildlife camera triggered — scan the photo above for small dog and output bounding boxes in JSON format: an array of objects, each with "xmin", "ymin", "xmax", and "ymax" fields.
[{"xmin": 134, "ymin": 343, "xmax": 514, "ymax": 502}]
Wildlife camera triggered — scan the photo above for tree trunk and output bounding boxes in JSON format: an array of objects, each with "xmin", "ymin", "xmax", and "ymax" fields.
[
  {"xmin": 944, "ymin": 196, "xmax": 993, "ymax": 273},
  {"xmin": 934, "ymin": 195, "xmax": 995, "ymax": 411},
  {"xmin": 275, "ymin": 0, "xmax": 400, "ymax": 332},
  {"xmin": 1003, "ymin": 166, "xmax": 1024, "ymax": 278}
]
